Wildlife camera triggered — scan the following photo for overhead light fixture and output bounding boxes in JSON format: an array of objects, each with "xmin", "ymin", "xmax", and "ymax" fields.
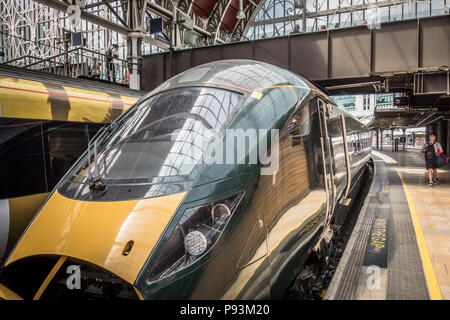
[{"xmin": 237, "ymin": 0, "xmax": 245, "ymax": 19}]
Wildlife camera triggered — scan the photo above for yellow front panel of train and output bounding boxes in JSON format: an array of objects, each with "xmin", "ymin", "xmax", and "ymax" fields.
[
  {"xmin": 6, "ymin": 191, "xmax": 186, "ymax": 284},
  {"xmin": 0, "ymin": 283, "xmax": 23, "ymax": 300}
]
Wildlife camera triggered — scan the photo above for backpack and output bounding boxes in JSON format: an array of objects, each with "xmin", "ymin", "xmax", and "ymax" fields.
[
  {"xmin": 105, "ymin": 49, "xmax": 113, "ymax": 60},
  {"xmin": 424, "ymin": 142, "xmax": 436, "ymax": 160}
]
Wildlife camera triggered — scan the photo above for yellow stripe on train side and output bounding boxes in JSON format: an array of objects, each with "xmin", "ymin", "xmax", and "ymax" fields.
[
  {"xmin": 60, "ymin": 85, "xmax": 136, "ymax": 123},
  {"xmin": 0, "ymin": 76, "xmax": 52, "ymax": 120},
  {"xmin": 0, "ymin": 76, "xmax": 138, "ymax": 123}
]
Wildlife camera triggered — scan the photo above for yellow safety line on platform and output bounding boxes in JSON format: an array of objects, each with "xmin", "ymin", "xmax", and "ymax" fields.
[{"xmin": 395, "ymin": 168, "xmax": 443, "ymax": 300}]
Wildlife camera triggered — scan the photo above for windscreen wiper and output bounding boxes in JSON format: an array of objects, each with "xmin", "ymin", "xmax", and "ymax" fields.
[{"xmin": 87, "ymin": 136, "xmax": 107, "ymax": 193}]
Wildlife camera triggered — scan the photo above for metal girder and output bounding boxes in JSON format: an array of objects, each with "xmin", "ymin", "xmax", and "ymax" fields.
[
  {"xmin": 213, "ymin": 0, "xmax": 235, "ymax": 43},
  {"xmin": 148, "ymin": 0, "xmax": 259, "ymax": 45},
  {"xmin": 84, "ymin": 0, "xmax": 116, "ymax": 10},
  {"xmin": 35, "ymin": 0, "xmax": 131, "ymax": 33},
  {"xmin": 177, "ymin": 0, "xmax": 191, "ymax": 13},
  {"xmin": 34, "ymin": 0, "xmax": 170, "ymax": 48},
  {"xmin": 231, "ymin": 0, "xmax": 264, "ymax": 41},
  {"xmin": 103, "ymin": 0, "xmax": 128, "ymax": 28},
  {"xmin": 178, "ymin": 0, "xmax": 208, "ymax": 35},
  {"xmin": 140, "ymin": 14, "xmax": 450, "ymax": 106},
  {"xmin": 177, "ymin": 0, "xmax": 260, "ymax": 44},
  {"xmin": 147, "ymin": 1, "xmax": 212, "ymax": 38},
  {"xmin": 250, "ymin": 0, "xmax": 410, "ymax": 27},
  {"xmin": 204, "ymin": 0, "xmax": 233, "ymax": 44},
  {"xmin": 122, "ymin": 0, "xmax": 149, "ymax": 30}
]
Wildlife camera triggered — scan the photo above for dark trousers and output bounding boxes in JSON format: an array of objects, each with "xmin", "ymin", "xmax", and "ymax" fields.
[
  {"xmin": 107, "ymin": 61, "xmax": 116, "ymax": 82},
  {"xmin": 425, "ymin": 158, "xmax": 437, "ymax": 170}
]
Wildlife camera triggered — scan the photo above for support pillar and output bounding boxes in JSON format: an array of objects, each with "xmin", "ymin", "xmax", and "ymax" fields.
[
  {"xmin": 124, "ymin": 0, "xmax": 147, "ymax": 90},
  {"xmin": 302, "ymin": 9, "xmax": 306, "ymax": 32},
  {"xmin": 376, "ymin": 129, "xmax": 379, "ymax": 150},
  {"xmin": 127, "ymin": 32, "xmax": 143, "ymax": 90},
  {"xmin": 447, "ymin": 120, "xmax": 450, "ymax": 153},
  {"xmin": 402, "ymin": 128, "xmax": 406, "ymax": 151},
  {"xmin": 380, "ymin": 129, "xmax": 383, "ymax": 151},
  {"xmin": 412, "ymin": 131, "xmax": 416, "ymax": 147},
  {"xmin": 391, "ymin": 129, "xmax": 394, "ymax": 151},
  {"xmin": 437, "ymin": 119, "xmax": 445, "ymax": 151}
]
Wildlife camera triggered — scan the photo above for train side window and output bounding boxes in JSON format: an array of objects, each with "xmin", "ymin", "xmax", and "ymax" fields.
[
  {"xmin": 297, "ymin": 103, "xmax": 311, "ymax": 137},
  {"xmin": 0, "ymin": 119, "xmax": 47, "ymax": 199},
  {"xmin": 286, "ymin": 119, "xmax": 301, "ymax": 147},
  {"xmin": 344, "ymin": 117, "xmax": 362, "ymax": 154},
  {"xmin": 284, "ymin": 103, "xmax": 311, "ymax": 147},
  {"xmin": 0, "ymin": 119, "xmax": 102, "ymax": 199},
  {"xmin": 45, "ymin": 122, "xmax": 102, "ymax": 188}
]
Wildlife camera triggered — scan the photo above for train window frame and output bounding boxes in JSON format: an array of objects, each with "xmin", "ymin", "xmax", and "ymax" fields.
[
  {"xmin": 292, "ymin": 98, "xmax": 314, "ymax": 137},
  {"xmin": 297, "ymin": 102, "xmax": 312, "ymax": 137}
]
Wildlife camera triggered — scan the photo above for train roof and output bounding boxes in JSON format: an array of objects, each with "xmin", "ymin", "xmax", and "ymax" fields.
[
  {"xmin": 0, "ymin": 64, "xmax": 144, "ymax": 98},
  {"xmin": 149, "ymin": 59, "xmax": 328, "ymax": 99},
  {"xmin": 138, "ymin": 60, "xmax": 370, "ymax": 130}
]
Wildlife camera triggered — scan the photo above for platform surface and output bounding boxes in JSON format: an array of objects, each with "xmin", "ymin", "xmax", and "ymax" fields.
[{"xmin": 326, "ymin": 149, "xmax": 449, "ymax": 300}]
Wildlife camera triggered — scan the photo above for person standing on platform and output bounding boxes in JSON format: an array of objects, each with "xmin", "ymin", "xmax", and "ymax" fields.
[
  {"xmin": 421, "ymin": 134, "xmax": 444, "ymax": 187},
  {"xmin": 290, "ymin": 24, "xmax": 300, "ymax": 34},
  {"xmin": 90, "ymin": 57, "xmax": 101, "ymax": 79},
  {"xmin": 105, "ymin": 43, "xmax": 119, "ymax": 82}
]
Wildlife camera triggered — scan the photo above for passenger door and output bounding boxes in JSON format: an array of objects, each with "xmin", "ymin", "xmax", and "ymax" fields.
[{"xmin": 317, "ymin": 99, "xmax": 335, "ymax": 225}]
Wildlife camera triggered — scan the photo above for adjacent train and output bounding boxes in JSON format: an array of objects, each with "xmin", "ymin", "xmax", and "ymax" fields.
[
  {"xmin": 0, "ymin": 60, "xmax": 371, "ymax": 300},
  {"xmin": 0, "ymin": 64, "xmax": 142, "ymax": 266}
]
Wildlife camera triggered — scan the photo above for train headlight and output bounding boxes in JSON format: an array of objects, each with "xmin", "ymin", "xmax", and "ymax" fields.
[
  {"xmin": 146, "ymin": 191, "xmax": 244, "ymax": 284},
  {"xmin": 184, "ymin": 231, "xmax": 208, "ymax": 256},
  {"xmin": 211, "ymin": 203, "xmax": 231, "ymax": 226}
]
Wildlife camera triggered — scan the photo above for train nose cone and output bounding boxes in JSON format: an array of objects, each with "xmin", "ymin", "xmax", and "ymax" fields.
[{"xmin": 5, "ymin": 190, "xmax": 186, "ymax": 284}]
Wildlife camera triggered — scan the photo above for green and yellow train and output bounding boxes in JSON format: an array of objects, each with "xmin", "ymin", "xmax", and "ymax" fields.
[{"xmin": 0, "ymin": 60, "xmax": 370, "ymax": 300}]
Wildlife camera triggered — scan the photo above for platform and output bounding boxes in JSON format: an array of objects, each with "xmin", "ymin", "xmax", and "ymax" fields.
[{"xmin": 326, "ymin": 150, "xmax": 450, "ymax": 300}]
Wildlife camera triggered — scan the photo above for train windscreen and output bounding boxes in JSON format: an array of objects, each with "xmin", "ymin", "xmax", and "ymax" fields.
[{"xmin": 58, "ymin": 87, "xmax": 243, "ymax": 201}]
